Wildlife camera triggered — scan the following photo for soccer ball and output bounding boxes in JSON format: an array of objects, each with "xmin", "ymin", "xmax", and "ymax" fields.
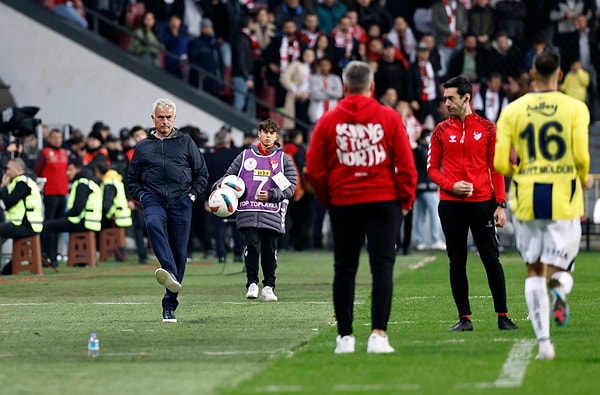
[
  {"xmin": 208, "ymin": 188, "xmax": 238, "ymax": 217},
  {"xmin": 220, "ymin": 175, "xmax": 246, "ymax": 198}
]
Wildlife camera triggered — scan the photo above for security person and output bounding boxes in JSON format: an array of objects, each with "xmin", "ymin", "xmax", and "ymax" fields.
[
  {"xmin": 94, "ymin": 163, "xmax": 132, "ymax": 261},
  {"xmin": 43, "ymin": 158, "xmax": 102, "ymax": 267},
  {"xmin": 94, "ymin": 163, "xmax": 133, "ymax": 229},
  {"xmin": 0, "ymin": 158, "xmax": 44, "ymax": 242}
]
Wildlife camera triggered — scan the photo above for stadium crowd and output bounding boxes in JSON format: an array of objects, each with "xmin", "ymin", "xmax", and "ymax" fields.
[
  {"xmin": 40, "ymin": 1, "xmax": 600, "ymax": 123},
  {"xmin": 12, "ymin": 0, "xmax": 599, "ymax": 261}
]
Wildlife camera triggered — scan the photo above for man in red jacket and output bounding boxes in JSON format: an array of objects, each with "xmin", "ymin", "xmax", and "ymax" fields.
[
  {"xmin": 306, "ymin": 60, "xmax": 417, "ymax": 354},
  {"xmin": 427, "ymin": 76, "xmax": 518, "ymax": 332},
  {"xmin": 33, "ymin": 128, "xmax": 69, "ymax": 267}
]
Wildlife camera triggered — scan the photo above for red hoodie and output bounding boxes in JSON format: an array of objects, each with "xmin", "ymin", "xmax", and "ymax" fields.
[
  {"xmin": 306, "ymin": 94, "xmax": 417, "ymax": 210},
  {"xmin": 427, "ymin": 113, "xmax": 506, "ymax": 203}
]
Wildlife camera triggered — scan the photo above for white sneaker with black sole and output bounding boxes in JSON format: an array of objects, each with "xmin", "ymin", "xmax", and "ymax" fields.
[
  {"xmin": 261, "ymin": 286, "xmax": 278, "ymax": 301},
  {"xmin": 155, "ymin": 268, "xmax": 181, "ymax": 293},
  {"xmin": 246, "ymin": 283, "xmax": 259, "ymax": 299}
]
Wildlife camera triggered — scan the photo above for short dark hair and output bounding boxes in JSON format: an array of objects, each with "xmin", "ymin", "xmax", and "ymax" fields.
[
  {"xmin": 443, "ymin": 76, "xmax": 473, "ymax": 97},
  {"xmin": 533, "ymin": 50, "xmax": 560, "ymax": 77},
  {"xmin": 259, "ymin": 119, "xmax": 280, "ymax": 134},
  {"xmin": 93, "ymin": 162, "xmax": 109, "ymax": 175},
  {"xmin": 130, "ymin": 126, "xmax": 147, "ymax": 137},
  {"xmin": 69, "ymin": 158, "xmax": 83, "ymax": 168}
]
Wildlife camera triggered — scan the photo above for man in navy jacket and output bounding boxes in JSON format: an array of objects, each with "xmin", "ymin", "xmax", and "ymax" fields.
[{"xmin": 127, "ymin": 98, "xmax": 208, "ymax": 323}]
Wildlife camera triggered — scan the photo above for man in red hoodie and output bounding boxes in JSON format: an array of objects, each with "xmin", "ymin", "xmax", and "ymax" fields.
[
  {"xmin": 306, "ymin": 60, "xmax": 417, "ymax": 354},
  {"xmin": 427, "ymin": 76, "xmax": 518, "ymax": 332}
]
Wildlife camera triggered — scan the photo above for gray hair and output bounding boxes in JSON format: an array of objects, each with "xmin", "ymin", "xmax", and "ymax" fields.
[
  {"xmin": 8, "ymin": 157, "xmax": 26, "ymax": 171},
  {"xmin": 342, "ymin": 61, "xmax": 374, "ymax": 95},
  {"xmin": 152, "ymin": 98, "xmax": 177, "ymax": 115}
]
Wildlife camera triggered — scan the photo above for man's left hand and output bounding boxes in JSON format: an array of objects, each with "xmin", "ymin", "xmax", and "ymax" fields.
[{"xmin": 494, "ymin": 207, "xmax": 507, "ymax": 227}]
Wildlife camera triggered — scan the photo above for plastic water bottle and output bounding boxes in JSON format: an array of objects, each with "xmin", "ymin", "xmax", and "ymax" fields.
[{"xmin": 87, "ymin": 332, "xmax": 100, "ymax": 358}]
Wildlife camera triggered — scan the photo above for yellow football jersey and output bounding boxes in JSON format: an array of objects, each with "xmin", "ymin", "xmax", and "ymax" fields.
[{"xmin": 495, "ymin": 90, "xmax": 590, "ymax": 220}]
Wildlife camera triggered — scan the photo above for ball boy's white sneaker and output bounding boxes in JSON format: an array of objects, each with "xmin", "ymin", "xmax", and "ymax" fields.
[
  {"xmin": 334, "ymin": 335, "xmax": 355, "ymax": 354},
  {"xmin": 261, "ymin": 286, "xmax": 278, "ymax": 301},
  {"xmin": 367, "ymin": 333, "xmax": 395, "ymax": 354},
  {"xmin": 246, "ymin": 283, "xmax": 259, "ymax": 299}
]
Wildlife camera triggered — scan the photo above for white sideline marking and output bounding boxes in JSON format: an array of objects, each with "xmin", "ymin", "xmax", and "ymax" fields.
[
  {"xmin": 410, "ymin": 339, "xmax": 465, "ymax": 345},
  {"xmin": 93, "ymin": 302, "xmax": 152, "ymax": 305},
  {"xmin": 257, "ymin": 384, "xmax": 421, "ymax": 393},
  {"xmin": 0, "ymin": 303, "xmax": 48, "ymax": 306},
  {"xmin": 399, "ymin": 295, "xmax": 492, "ymax": 301},
  {"xmin": 457, "ymin": 338, "xmax": 536, "ymax": 389},
  {"xmin": 260, "ymin": 385, "xmax": 304, "ymax": 392},
  {"xmin": 334, "ymin": 384, "xmax": 420, "ymax": 392},
  {"xmin": 493, "ymin": 339, "xmax": 536, "ymax": 388},
  {"xmin": 408, "ymin": 255, "xmax": 437, "ymax": 270},
  {"xmin": 363, "ymin": 321, "xmax": 416, "ymax": 326},
  {"xmin": 402, "ymin": 295, "xmax": 434, "ymax": 300},
  {"xmin": 0, "ymin": 302, "xmax": 151, "ymax": 306},
  {"xmin": 220, "ymin": 301, "xmax": 333, "ymax": 305},
  {"xmin": 203, "ymin": 350, "xmax": 282, "ymax": 356}
]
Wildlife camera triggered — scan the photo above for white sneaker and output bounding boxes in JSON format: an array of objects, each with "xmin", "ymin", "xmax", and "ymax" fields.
[
  {"xmin": 415, "ymin": 244, "xmax": 426, "ymax": 251},
  {"xmin": 246, "ymin": 283, "xmax": 259, "ymax": 299},
  {"xmin": 334, "ymin": 335, "xmax": 355, "ymax": 354},
  {"xmin": 261, "ymin": 286, "xmax": 278, "ymax": 301},
  {"xmin": 155, "ymin": 268, "xmax": 181, "ymax": 293},
  {"xmin": 536, "ymin": 342, "xmax": 555, "ymax": 360},
  {"xmin": 367, "ymin": 333, "xmax": 395, "ymax": 354},
  {"xmin": 431, "ymin": 241, "xmax": 447, "ymax": 251}
]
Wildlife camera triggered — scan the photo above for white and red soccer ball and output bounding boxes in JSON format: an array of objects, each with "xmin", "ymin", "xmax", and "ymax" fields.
[
  {"xmin": 220, "ymin": 175, "xmax": 246, "ymax": 199},
  {"xmin": 208, "ymin": 188, "xmax": 238, "ymax": 217}
]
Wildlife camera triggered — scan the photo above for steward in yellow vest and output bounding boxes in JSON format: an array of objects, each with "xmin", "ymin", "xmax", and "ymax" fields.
[
  {"xmin": 43, "ymin": 159, "xmax": 102, "ymax": 267},
  {"xmin": 0, "ymin": 158, "xmax": 44, "ymax": 242},
  {"xmin": 94, "ymin": 163, "xmax": 133, "ymax": 229}
]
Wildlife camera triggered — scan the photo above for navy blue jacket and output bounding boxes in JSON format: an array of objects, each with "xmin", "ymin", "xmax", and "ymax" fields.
[{"xmin": 126, "ymin": 128, "xmax": 209, "ymax": 206}]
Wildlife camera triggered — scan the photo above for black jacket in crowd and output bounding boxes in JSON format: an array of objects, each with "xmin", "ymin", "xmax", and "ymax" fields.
[{"xmin": 187, "ymin": 33, "xmax": 224, "ymax": 96}]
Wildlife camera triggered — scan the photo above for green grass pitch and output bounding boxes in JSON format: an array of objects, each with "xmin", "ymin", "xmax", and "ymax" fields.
[{"xmin": 0, "ymin": 248, "xmax": 598, "ymax": 394}]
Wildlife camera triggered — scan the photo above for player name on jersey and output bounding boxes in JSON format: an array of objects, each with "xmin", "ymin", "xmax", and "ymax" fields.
[{"xmin": 517, "ymin": 164, "xmax": 575, "ymax": 176}]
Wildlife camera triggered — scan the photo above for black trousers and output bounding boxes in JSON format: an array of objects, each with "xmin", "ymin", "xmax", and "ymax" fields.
[
  {"xmin": 44, "ymin": 218, "xmax": 87, "ymax": 263},
  {"xmin": 211, "ymin": 214, "xmax": 243, "ymax": 260},
  {"xmin": 438, "ymin": 199, "xmax": 508, "ymax": 317},
  {"xmin": 131, "ymin": 207, "xmax": 148, "ymax": 262},
  {"xmin": 396, "ymin": 209, "xmax": 413, "ymax": 254},
  {"xmin": 41, "ymin": 195, "xmax": 66, "ymax": 263},
  {"xmin": 0, "ymin": 222, "xmax": 36, "ymax": 242},
  {"xmin": 242, "ymin": 228, "xmax": 279, "ymax": 289},
  {"xmin": 288, "ymin": 192, "xmax": 314, "ymax": 251},
  {"xmin": 329, "ymin": 201, "xmax": 402, "ymax": 336}
]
